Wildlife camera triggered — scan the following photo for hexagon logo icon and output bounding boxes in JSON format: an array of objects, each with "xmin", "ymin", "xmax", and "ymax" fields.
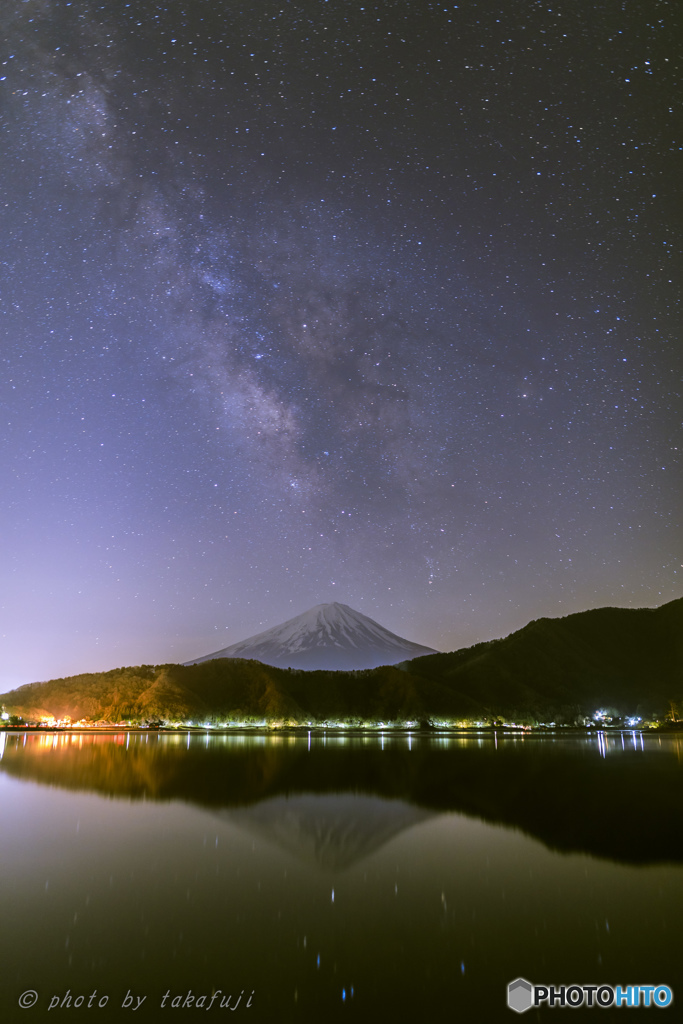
[{"xmin": 507, "ymin": 978, "xmax": 533, "ymax": 1014}]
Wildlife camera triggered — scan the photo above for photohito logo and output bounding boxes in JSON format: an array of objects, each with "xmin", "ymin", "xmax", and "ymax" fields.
[{"xmin": 507, "ymin": 979, "xmax": 673, "ymax": 1013}]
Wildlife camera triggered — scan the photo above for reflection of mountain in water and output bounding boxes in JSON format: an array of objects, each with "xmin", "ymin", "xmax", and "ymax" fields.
[
  {"xmin": 1, "ymin": 732, "xmax": 683, "ymax": 866},
  {"xmin": 220, "ymin": 795, "xmax": 435, "ymax": 870}
]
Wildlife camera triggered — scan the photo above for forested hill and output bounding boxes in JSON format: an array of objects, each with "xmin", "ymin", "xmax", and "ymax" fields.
[
  {"xmin": 1, "ymin": 598, "xmax": 681, "ymax": 726},
  {"xmin": 400, "ymin": 597, "xmax": 683, "ymax": 722}
]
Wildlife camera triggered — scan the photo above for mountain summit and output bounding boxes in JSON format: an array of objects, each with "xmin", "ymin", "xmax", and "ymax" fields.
[{"xmin": 184, "ymin": 602, "xmax": 438, "ymax": 671}]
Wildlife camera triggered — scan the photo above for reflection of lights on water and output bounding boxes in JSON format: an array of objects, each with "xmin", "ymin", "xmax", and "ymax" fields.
[{"xmin": 0, "ymin": 731, "xmax": 5, "ymax": 759}]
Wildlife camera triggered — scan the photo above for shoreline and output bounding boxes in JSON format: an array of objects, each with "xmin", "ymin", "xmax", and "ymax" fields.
[{"xmin": 2, "ymin": 723, "xmax": 681, "ymax": 736}]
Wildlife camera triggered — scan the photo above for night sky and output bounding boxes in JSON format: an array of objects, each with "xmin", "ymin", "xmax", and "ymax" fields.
[{"xmin": 1, "ymin": 0, "xmax": 681, "ymax": 688}]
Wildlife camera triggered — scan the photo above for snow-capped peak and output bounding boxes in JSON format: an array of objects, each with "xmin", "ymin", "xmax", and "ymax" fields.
[{"xmin": 185, "ymin": 602, "xmax": 438, "ymax": 671}]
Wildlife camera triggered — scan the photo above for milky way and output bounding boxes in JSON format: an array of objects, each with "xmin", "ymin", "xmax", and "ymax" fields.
[{"xmin": 1, "ymin": 0, "xmax": 681, "ymax": 686}]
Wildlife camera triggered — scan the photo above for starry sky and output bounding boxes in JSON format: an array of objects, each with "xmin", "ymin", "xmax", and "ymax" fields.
[{"xmin": 1, "ymin": 0, "xmax": 681, "ymax": 688}]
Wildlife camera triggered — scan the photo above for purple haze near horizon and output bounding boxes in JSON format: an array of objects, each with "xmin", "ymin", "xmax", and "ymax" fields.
[{"xmin": 1, "ymin": 0, "xmax": 681, "ymax": 689}]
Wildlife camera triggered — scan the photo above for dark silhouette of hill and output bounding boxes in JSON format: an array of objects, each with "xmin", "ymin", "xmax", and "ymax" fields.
[
  {"xmin": 402, "ymin": 597, "xmax": 683, "ymax": 721},
  {"xmin": 0, "ymin": 659, "xmax": 472, "ymax": 725},
  {"xmin": 1, "ymin": 597, "xmax": 681, "ymax": 725}
]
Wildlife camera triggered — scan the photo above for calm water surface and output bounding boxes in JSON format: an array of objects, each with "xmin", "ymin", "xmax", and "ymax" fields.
[{"xmin": 1, "ymin": 730, "xmax": 682, "ymax": 1022}]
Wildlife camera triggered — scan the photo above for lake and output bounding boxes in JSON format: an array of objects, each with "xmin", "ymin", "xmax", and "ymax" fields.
[{"xmin": 1, "ymin": 730, "xmax": 682, "ymax": 1021}]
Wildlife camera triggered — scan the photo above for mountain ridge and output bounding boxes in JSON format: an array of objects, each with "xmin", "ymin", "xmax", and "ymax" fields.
[{"xmin": 1, "ymin": 597, "xmax": 681, "ymax": 726}]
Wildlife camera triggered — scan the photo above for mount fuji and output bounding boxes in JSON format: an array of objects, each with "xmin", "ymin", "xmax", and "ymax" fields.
[{"xmin": 184, "ymin": 602, "xmax": 438, "ymax": 671}]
